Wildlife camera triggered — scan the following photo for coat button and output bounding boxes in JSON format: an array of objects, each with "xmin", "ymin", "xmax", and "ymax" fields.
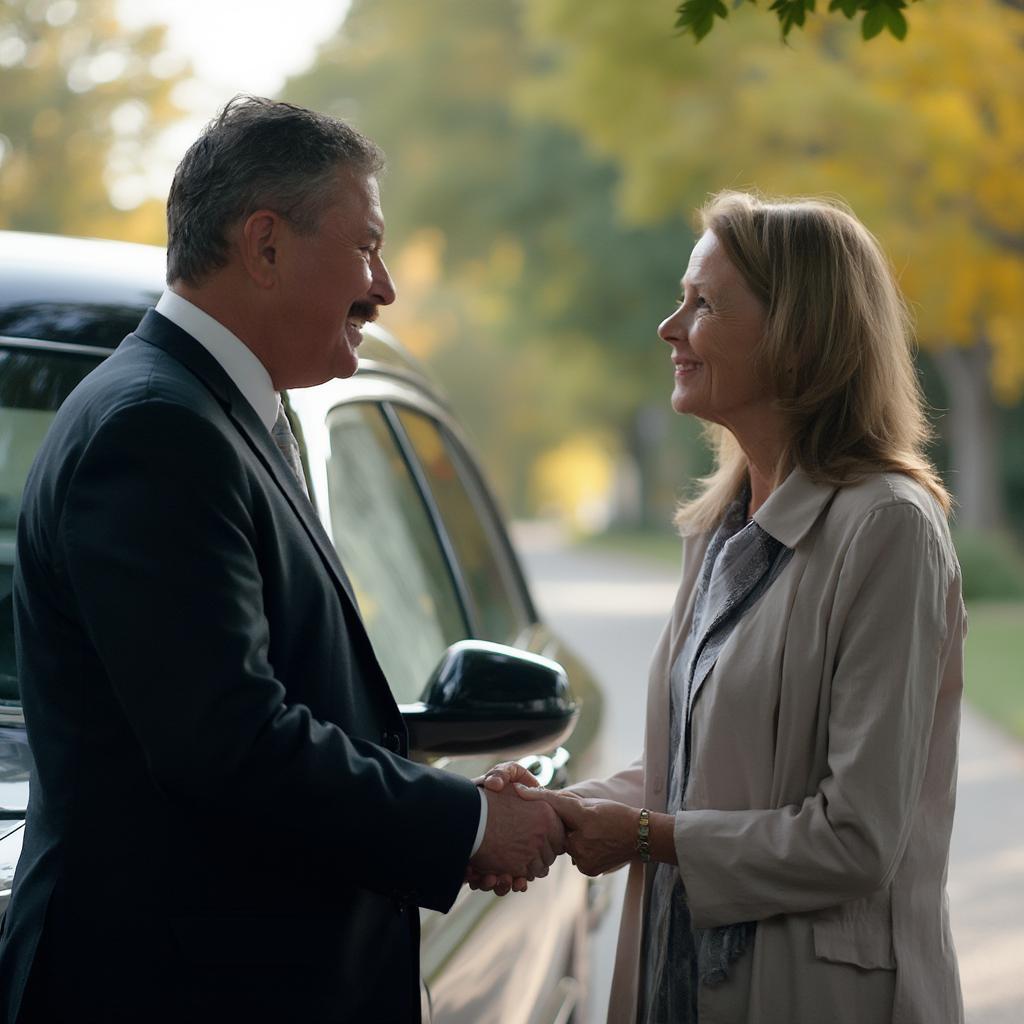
[{"xmin": 383, "ymin": 731, "xmax": 402, "ymax": 753}]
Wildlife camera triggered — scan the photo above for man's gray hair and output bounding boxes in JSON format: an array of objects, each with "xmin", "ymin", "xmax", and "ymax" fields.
[{"xmin": 166, "ymin": 95, "xmax": 384, "ymax": 286}]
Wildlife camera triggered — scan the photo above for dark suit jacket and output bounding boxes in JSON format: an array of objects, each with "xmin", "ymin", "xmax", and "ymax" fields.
[{"xmin": 0, "ymin": 310, "xmax": 480, "ymax": 1024}]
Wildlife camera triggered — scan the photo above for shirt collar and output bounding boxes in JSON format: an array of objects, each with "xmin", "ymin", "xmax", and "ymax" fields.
[
  {"xmin": 752, "ymin": 466, "xmax": 837, "ymax": 549},
  {"xmin": 155, "ymin": 289, "xmax": 279, "ymax": 432}
]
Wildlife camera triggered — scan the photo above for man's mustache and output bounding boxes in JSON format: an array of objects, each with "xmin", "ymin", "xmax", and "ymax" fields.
[{"xmin": 349, "ymin": 301, "xmax": 378, "ymax": 322}]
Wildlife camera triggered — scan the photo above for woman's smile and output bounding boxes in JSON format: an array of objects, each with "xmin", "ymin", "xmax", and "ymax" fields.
[{"xmin": 673, "ymin": 358, "xmax": 702, "ymax": 378}]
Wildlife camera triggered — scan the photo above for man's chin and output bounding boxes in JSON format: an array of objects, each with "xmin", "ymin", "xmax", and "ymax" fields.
[{"xmin": 334, "ymin": 347, "xmax": 360, "ymax": 380}]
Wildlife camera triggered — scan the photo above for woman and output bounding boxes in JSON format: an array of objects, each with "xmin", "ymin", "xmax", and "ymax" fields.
[{"xmin": 484, "ymin": 192, "xmax": 965, "ymax": 1023}]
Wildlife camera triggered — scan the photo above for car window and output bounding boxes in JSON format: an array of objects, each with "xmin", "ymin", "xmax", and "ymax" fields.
[
  {"xmin": 0, "ymin": 346, "xmax": 103, "ymax": 706},
  {"xmin": 394, "ymin": 408, "xmax": 530, "ymax": 645},
  {"xmin": 325, "ymin": 402, "xmax": 467, "ymax": 704}
]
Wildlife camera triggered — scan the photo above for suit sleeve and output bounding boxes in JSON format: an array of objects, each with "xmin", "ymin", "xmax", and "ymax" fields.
[
  {"xmin": 58, "ymin": 399, "xmax": 480, "ymax": 912},
  {"xmin": 674, "ymin": 502, "xmax": 958, "ymax": 928}
]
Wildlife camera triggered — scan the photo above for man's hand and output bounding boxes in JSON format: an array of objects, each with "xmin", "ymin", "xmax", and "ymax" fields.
[
  {"xmin": 466, "ymin": 760, "xmax": 543, "ymax": 896},
  {"xmin": 474, "ymin": 759, "xmax": 540, "ymax": 794},
  {"xmin": 514, "ymin": 786, "xmax": 638, "ymax": 877},
  {"xmin": 469, "ymin": 783, "xmax": 565, "ymax": 888}
]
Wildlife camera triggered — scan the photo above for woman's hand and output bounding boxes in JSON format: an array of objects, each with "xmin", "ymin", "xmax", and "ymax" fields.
[{"xmin": 514, "ymin": 786, "xmax": 639, "ymax": 877}]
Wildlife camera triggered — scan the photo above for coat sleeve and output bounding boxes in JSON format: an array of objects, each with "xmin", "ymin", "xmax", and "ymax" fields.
[
  {"xmin": 568, "ymin": 754, "xmax": 645, "ymax": 805},
  {"xmin": 675, "ymin": 501, "xmax": 959, "ymax": 928},
  {"xmin": 58, "ymin": 399, "xmax": 480, "ymax": 912}
]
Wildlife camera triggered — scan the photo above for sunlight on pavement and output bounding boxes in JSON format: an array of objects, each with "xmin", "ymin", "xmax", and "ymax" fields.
[{"xmin": 533, "ymin": 581, "xmax": 681, "ymax": 617}]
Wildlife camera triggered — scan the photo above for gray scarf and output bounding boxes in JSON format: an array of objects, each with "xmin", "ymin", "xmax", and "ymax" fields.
[{"xmin": 640, "ymin": 490, "xmax": 791, "ymax": 1022}]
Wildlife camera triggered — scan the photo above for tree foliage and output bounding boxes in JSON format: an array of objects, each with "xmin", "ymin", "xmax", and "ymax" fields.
[
  {"xmin": 523, "ymin": 0, "xmax": 1024, "ymax": 526},
  {"xmin": 0, "ymin": 0, "xmax": 188, "ymax": 242},
  {"xmin": 525, "ymin": 0, "xmax": 1024, "ymax": 395},
  {"xmin": 282, "ymin": 0, "xmax": 703, "ymax": 517},
  {"xmin": 676, "ymin": 0, "xmax": 920, "ymax": 43}
]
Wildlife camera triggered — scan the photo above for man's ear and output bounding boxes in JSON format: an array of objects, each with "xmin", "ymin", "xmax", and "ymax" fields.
[{"xmin": 239, "ymin": 210, "xmax": 281, "ymax": 289}]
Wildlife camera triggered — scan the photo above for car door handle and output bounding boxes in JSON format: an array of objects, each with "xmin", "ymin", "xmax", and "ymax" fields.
[{"xmin": 517, "ymin": 746, "xmax": 570, "ymax": 789}]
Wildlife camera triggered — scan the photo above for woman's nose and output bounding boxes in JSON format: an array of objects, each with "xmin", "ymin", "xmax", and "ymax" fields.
[{"xmin": 658, "ymin": 306, "xmax": 685, "ymax": 344}]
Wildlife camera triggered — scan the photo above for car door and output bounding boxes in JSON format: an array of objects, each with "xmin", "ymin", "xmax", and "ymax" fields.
[
  {"xmin": 310, "ymin": 393, "xmax": 587, "ymax": 1024},
  {"xmin": 0, "ymin": 339, "xmax": 112, "ymax": 912}
]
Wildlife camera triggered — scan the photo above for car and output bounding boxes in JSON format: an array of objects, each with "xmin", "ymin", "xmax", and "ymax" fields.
[{"xmin": 0, "ymin": 230, "xmax": 605, "ymax": 1024}]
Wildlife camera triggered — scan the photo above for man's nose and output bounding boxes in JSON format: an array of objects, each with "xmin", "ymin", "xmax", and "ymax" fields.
[{"xmin": 372, "ymin": 257, "xmax": 397, "ymax": 306}]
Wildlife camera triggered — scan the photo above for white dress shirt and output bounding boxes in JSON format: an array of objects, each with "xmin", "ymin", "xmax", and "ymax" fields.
[
  {"xmin": 154, "ymin": 290, "xmax": 488, "ymax": 856},
  {"xmin": 156, "ymin": 289, "xmax": 279, "ymax": 430}
]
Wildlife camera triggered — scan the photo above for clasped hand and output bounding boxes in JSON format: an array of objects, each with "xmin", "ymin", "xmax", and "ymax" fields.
[{"xmin": 465, "ymin": 762, "xmax": 640, "ymax": 896}]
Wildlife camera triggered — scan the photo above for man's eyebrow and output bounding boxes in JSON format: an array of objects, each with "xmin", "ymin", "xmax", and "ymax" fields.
[{"xmin": 365, "ymin": 224, "xmax": 384, "ymax": 244}]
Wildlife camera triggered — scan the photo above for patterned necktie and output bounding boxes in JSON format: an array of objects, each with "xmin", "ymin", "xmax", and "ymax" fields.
[{"xmin": 271, "ymin": 402, "xmax": 310, "ymax": 499}]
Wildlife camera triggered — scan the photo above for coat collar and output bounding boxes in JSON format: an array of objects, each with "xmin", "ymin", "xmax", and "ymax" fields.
[
  {"xmin": 665, "ymin": 467, "xmax": 834, "ymax": 679},
  {"xmin": 131, "ymin": 309, "xmax": 358, "ymax": 610},
  {"xmin": 753, "ymin": 467, "xmax": 837, "ymax": 550}
]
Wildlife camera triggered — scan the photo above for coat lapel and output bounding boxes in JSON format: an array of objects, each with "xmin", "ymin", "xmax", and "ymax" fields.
[
  {"xmin": 685, "ymin": 534, "xmax": 781, "ymax": 718},
  {"xmin": 682, "ymin": 470, "xmax": 838, "ymax": 716},
  {"xmin": 131, "ymin": 309, "xmax": 359, "ymax": 611}
]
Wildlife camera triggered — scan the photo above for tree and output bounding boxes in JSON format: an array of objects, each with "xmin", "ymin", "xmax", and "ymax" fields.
[
  {"xmin": 283, "ymin": 0, "xmax": 704, "ymax": 523},
  {"xmin": 522, "ymin": 0, "xmax": 1024, "ymax": 530},
  {"xmin": 676, "ymin": 0, "xmax": 922, "ymax": 42},
  {"xmin": 0, "ymin": 0, "xmax": 188, "ymax": 243},
  {"xmin": 676, "ymin": 0, "xmax": 1024, "ymax": 43}
]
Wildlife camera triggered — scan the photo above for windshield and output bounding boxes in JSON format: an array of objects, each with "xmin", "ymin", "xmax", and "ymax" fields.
[{"xmin": 0, "ymin": 344, "xmax": 104, "ymax": 710}]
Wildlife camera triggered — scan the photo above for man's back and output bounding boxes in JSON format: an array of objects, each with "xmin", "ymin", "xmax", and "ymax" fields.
[
  {"xmin": 1, "ymin": 96, "xmax": 566, "ymax": 1024},
  {"xmin": 1, "ymin": 319, "xmax": 477, "ymax": 1023}
]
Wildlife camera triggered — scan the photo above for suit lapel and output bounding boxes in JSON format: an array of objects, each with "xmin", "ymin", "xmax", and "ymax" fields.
[{"xmin": 131, "ymin": 309, "xmax": 359, "ymax": 611}]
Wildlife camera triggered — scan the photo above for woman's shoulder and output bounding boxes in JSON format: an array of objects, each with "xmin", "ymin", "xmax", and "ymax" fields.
[
  {"xmin": 830, "ymin": 471, "xmax": 945, "ymax": 521},
  {"xmin": 827, "ymin": 472, "xmax": 956, "ymax": 565}
]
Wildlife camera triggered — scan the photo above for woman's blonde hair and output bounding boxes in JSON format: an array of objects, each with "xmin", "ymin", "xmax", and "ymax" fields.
[{"xmin": 675, "ymin": 190, "xmax": 950, "ymax": 534}]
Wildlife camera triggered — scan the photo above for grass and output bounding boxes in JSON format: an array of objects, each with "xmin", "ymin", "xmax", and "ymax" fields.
[
  {"xmin": 577, "ymin": 531, "xmax": 1024, "ymax": 742},
  {"xmin": 963, "ymin": 603, "xmax": 1024, "ymax": 740}
]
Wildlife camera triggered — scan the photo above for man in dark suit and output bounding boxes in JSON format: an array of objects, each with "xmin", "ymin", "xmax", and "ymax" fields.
[{"xmin": 0, "ymin": 96, "xmax": 563, "ymax": 1023}]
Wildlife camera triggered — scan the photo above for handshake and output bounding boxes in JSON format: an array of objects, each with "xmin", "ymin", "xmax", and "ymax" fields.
[{"xmin": 464, "ymin": 762, "xmax": 641, "ymax": 897}]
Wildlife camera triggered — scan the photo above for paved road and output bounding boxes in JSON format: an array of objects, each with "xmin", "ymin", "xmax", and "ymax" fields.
[{"xmin": 514, "ymin": 522, "xmax": 1024, "ymax": 1024}]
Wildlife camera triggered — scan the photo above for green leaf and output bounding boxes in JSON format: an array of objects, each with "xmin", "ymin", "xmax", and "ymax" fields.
[
  {"xmin": 828, "ymin": 0, "xmax": 861, "ymax": 16},
  {"xmin": 884, "ymin": 4, "xmax": 908, "ymax": 39},
  {"xmin": 675, "ymin": 0, "xmax": 731, "ymax": 40},
  {"xmin": 768, "ymin": 0, "xmax": 819, "ymax": 35},
  {"xmin": 861, "ymin": 5, "xmax": 886, "ymax": 39},
  {"xmin": 768, "ymin": 0, "xmax": 816, "ymax": 35}
]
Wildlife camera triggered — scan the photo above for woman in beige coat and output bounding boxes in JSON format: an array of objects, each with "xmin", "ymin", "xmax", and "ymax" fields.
[{"xmin": 482, "ymin": 192, "xmax": 965, "ymax": 1023}]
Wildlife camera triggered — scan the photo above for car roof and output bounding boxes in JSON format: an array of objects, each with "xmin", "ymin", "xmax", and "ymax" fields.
[{"xmin": 0, "ymin": 230, "xmax": 432, "ymax": 385}]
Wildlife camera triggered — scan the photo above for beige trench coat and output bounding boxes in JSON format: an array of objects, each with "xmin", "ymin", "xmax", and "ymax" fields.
[{"xmin": 573, "ymin": 469, "xmax": 965, "ymax": 1024}]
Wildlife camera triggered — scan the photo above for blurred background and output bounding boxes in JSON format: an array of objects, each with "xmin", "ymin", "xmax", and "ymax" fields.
[{"xmin": 2, "ymin": 0, "xmax": 1022, "ymax": 1018}]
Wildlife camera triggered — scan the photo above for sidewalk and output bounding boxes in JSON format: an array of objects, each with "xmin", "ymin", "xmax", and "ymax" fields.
[
  {"xmin": 949, "ymin": 707, "xmax": 1024, "ymax": 1023},
  {"xmin": 515, "ymin": 524, "xmax": 1024, "ymax": 1024}
]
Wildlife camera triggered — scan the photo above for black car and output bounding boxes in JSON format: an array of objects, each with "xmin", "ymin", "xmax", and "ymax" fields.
[{"xmin": 0, "ymin": 230, "xmax": 604, "ymax": 1024}]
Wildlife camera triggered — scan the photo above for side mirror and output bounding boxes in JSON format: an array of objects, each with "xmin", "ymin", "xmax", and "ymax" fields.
[{"xmin": 400, "ymin": 640, "xmax": 579, "ymax": 759}]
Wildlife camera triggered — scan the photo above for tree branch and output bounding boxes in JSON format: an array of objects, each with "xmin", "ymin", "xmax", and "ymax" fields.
[{"xmin": 974, "ymin": 216, "xmax": 1024, "ymax": 256}]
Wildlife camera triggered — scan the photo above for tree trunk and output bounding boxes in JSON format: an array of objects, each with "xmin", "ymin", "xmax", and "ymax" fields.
[
  {"xmin": 623, "ymin": 403, "xmax": 669, "ymax": 528},
  {"xmin": 931, "ymin": 339, "xmax": 1006, "ymax": 531}
]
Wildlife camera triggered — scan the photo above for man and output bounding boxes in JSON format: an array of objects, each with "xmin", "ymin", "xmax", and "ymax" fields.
[{"xmin": 0, "ymin": 96, "xmax": 562, "ymax": 1023}]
